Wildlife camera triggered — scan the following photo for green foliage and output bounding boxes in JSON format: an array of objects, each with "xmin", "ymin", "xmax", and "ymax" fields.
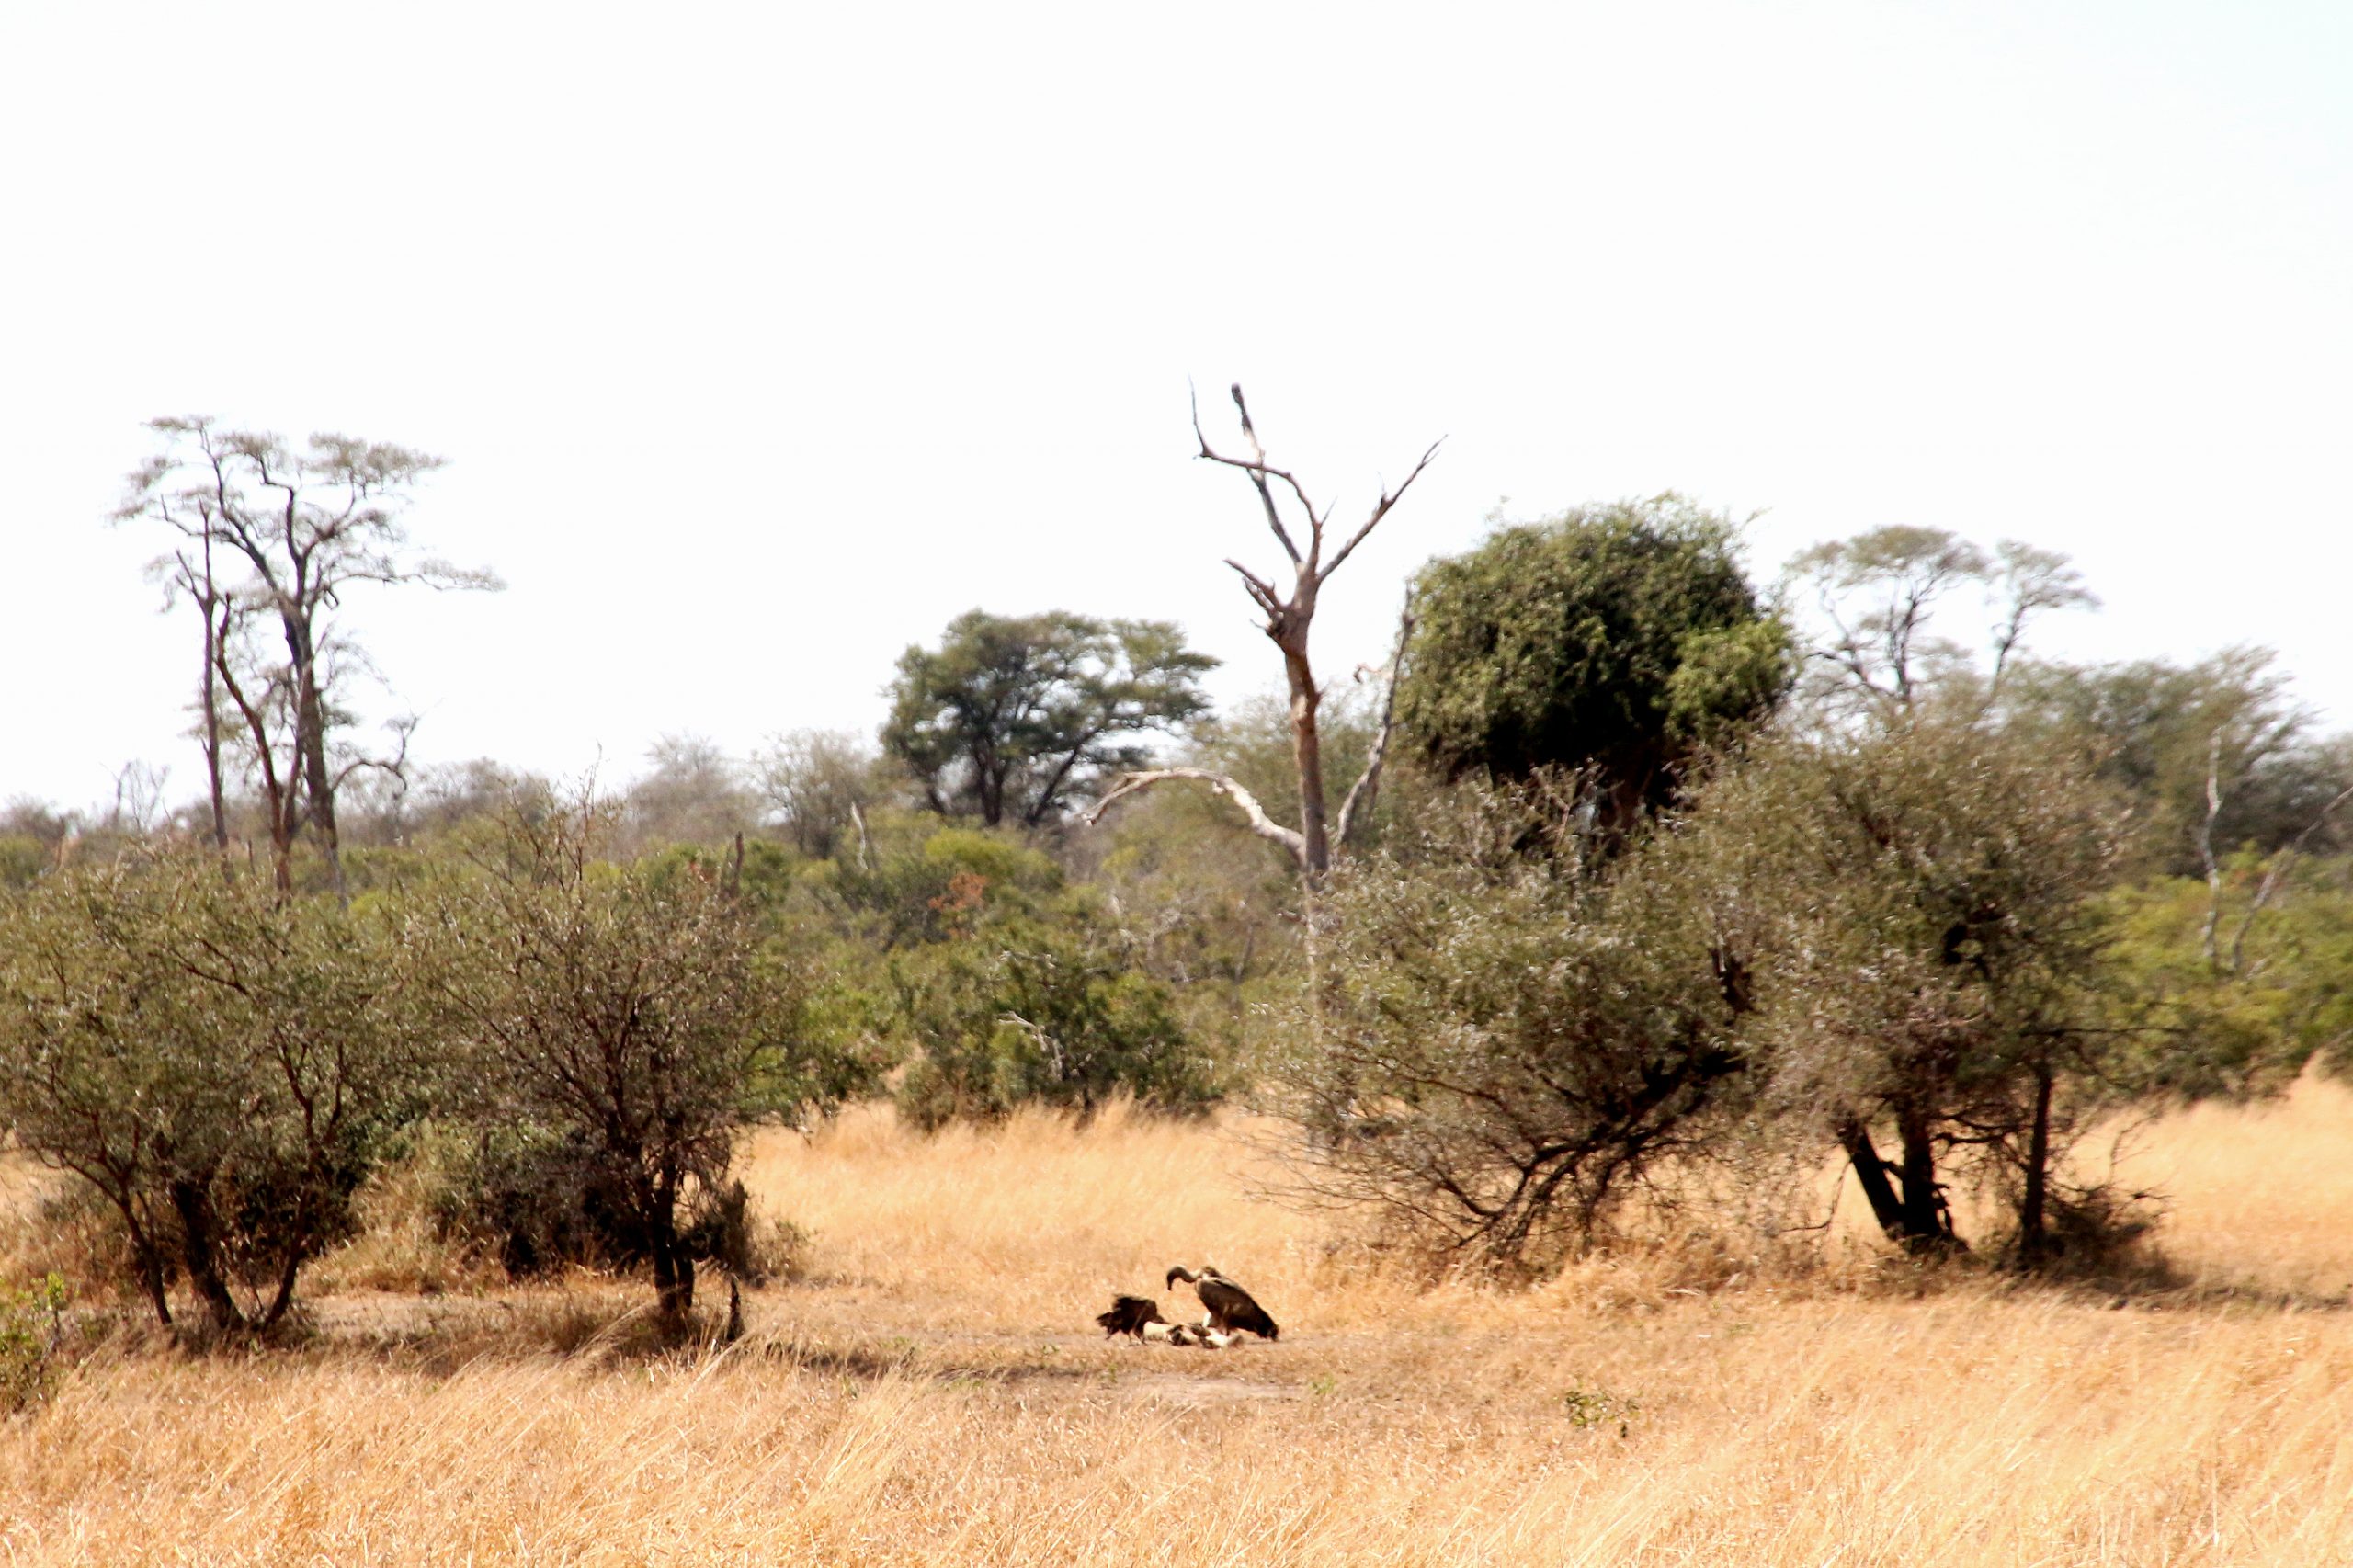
[
  {"xmin": 1705, "ymin": 706, "xmax": 2135, "ymax": 1257},
  {"xmin": 784, "ymin": 813, "xmax": 1067, "ymax": 951},
  {"xmin": 1559, "ymin": 1382, "xmax": 1642, "ymax": 1431},
  {"xmin": 0, "ymin": 854, "xmax": 415, "ymax": 1333},
  {"xmin": 2099, "ymin": 862, "xmax": 2353, "ymax": 1095},
  {"xmin": 882, "ymin": 609, "xmax": 1216, "ymax": 827},
  {"xmin": 890, "ymin": 913, "xmax": 1222, "ymax": 1131},
  {"xmin": 1273, "ymin": 780, "xmax": 1756, "ymax": 1267},
  {"xmin": 1398, "ymin": 495, "xmax": 1789, "ymax": 822},
  {"xmin": 401, "ymin": 805, "xmax": 855, "ymax": 1315},
  {"xmin": 0, "ymin": 836, "xmax": 46, "ymax": 890},
  {"xmin": 0, "ymin": 1274, "xmax": 70, "ymax": 1415},
  {"xmin": 2007, "ymin": 648, "xmax": 2348, "ymax": 880}
]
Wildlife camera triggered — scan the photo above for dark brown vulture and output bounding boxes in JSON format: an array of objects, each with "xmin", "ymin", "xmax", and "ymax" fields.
[
  {"xmin": 1095, "ymin": 1294, "xmax": 1167, "ymax": 1340},
  {"xmin": 1165, "ymin": 1265, "xmax": 1279, "ymax": 1340}
]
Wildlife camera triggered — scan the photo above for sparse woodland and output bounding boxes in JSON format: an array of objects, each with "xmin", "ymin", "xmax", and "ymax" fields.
[{"xmin": 4, "ymin": 396, "xmax": 2353, "ymax": 1563}]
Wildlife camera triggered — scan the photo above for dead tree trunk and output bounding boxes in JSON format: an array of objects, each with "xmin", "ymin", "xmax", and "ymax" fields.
[{"xmin": 1087, "ymin": 385, "xmax": 1438, "ymax": 891}]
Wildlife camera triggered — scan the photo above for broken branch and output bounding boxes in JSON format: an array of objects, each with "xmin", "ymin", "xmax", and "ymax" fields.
[{"xmin": 1087, "ymin": 767, "xmax": 1307, "ymax": 867}]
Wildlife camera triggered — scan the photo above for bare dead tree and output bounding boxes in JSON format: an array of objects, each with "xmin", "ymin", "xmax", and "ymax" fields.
[
  {"xmin": 1087, "ymin": 385, "xmax": 1438, "ymax": 888},
  {"xmin": 120, "ymin": 415, "xmax": 500, "ymax": 897}
]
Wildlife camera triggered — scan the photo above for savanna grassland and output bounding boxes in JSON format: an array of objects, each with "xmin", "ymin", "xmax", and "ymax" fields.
[{"xmin": 6, "ymin": 1084, "xmax": 2353, "ymax": 1567}]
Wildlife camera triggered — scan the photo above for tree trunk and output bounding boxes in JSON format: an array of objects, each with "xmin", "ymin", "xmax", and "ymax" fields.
[
  {"xmin": 1836, "ymin": 1117, "xmax": 1908, "ymax": 1240},
  {"xmin": 1840, "ymin": 1112, "xmax": 1956, "ymax": 1253},
  {"xmin": 258, "ymin": 1243, "xmax": 304, "ymax": 1332},
  {"xmin": 1893, "ymin": 1104, "xmax": 1955, "ymax": 1252},
  {"xmin": 138, "ymin": 1246, "xmax": 173, "ymax": 1328},
  {"xmin": 652, "ymin": 1242, "xmax": 695, "ymax": 1321},
  {"xmin": 199, "ymin": 538, "xmax": 229, "ymax": 852},
  {"xmin": 649, "ymin": 1175, "xmax": 693, "ymax": 1321},
  {"xmin": 108, "ymin": 1196, "xmax": 172, "ymax": 1327},
  {"xmin": 284, "ymin": 613, "xmax": 347, "ymax": 901},
  {"xmin": 1282, "ymin": 642, "xmax": 1332, "ymax": 884},
  {"xmin": 168, "ymin": 1176, "xmax": 247, "ymax": 1335},
  {"xmin": 2018, "ymin": 1061, "xmax": 2055, "ymax": 1268}
]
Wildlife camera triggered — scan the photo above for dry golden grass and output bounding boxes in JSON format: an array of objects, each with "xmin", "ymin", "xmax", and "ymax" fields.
[{"xmin": 5, "ymin": 1084, "xmax": 2353, "ymax": 1564}]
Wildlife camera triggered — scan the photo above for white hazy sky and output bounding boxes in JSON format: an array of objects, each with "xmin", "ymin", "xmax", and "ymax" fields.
[{"xmin": 4, "ymin": 2, "xmax": 2348, "ymax": 809}]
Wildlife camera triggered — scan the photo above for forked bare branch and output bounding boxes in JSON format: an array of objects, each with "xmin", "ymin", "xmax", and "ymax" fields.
[
  {"xmin": 1319, "ymin": 439, "xmax": 1443, "ymax": 585},
  {"xmin": 1193, "ymin": 383, "xmax": 1310, "ymax": 565}
]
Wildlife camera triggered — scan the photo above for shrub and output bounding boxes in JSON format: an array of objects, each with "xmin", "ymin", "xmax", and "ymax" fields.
[
  {"xmin": 891, "ymin": 915, "xmax": 1222, "ymax": 1131},
  {"xmin": 0, "ymin": 1274, "xmax": 69, "ymax": 1415},
  {"xmin": 404, "ymin": 805, "xmax": 850, "ymax": 1320},
  {"xmin": 0, "ymin": 853, "xmax": 416, "ymax": 1335}
]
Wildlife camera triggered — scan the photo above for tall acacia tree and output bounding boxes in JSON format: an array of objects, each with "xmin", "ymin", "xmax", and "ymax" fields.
[
  {"xmin": 1091, "ymin": 386, "xmax": 1439, "ymax": 887},
  {"xmin": 118, "ymin": 416, "xmax": 500, "ymax": 894},
  {"xmin": 883, "ymin": 610, "xmax": 1215, "ymax": 828}
]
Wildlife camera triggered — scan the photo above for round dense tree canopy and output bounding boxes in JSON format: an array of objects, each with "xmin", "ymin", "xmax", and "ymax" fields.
[{"xmin": 1396, "ymin": 494, "xmax": 1789, "ymax": 813}]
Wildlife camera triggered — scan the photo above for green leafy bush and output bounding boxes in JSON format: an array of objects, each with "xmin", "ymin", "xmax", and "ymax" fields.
[
  {"xmin": 0, "ymin": 1274, "xmax": 70, "ymax": 1415},
  {"xmin": 892, "ymin": 915, "xmax": 1222, "ymax": 1131}
]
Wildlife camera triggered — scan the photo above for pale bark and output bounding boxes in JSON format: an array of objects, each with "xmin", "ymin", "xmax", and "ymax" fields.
[{"xmin": 1087, "ymin": 767, "xmax": 1307, "ymax": 866}]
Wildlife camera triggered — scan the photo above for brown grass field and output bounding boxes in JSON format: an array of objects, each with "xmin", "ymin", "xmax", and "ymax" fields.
[{"xmin": 5, "ymin": 1084, "xmax": 2353, "ymax": 1565}]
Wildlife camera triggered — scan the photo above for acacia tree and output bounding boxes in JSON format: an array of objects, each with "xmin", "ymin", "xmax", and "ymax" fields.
[
  {"xmin": 1709, "ymin": 711, "xmax": 2132, "ymax": 1262},
  {"xmin": 1786, "ymin": 525, "xmax": 2094, "ymax": 717},
  {"xmin": 883, "ymin": 610, "xmax": 1215, "ymax": 828},
  {"xmin": 1090, "ymin": 386, "xmax": 1439, "ymax": 887},
  {"xmin": 118, "ymin": 416, "xmax": 500, "ymax": 894}
]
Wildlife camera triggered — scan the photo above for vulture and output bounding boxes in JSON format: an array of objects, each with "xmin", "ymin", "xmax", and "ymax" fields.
[
  {"xmin": 1165, "ymin": 1264, "xmax": 1279, "ymax": 1340},
  {"xmin": 1096, "ymin": 1294, "xmax": 1167, "ymax": 1340}
]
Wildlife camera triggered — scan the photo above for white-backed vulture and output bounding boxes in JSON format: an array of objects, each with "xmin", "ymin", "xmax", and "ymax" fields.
[
  {"xmin": 1096, "ymin": 1294, "xmax": 1167, "ymax": 1340},
  {"xmin": 1165, "ymin": 1264, "xmax": 1280, "ymax": 1340}
]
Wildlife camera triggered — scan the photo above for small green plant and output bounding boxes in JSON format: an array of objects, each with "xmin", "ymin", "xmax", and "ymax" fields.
[
  {"xmin": 0, "ymin": 1274, "xmax": 71, "ymax": 1415},
  {"xmin": 1560, "ymin": 1382, "xmax": 1640, "ymax": 1432}
]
